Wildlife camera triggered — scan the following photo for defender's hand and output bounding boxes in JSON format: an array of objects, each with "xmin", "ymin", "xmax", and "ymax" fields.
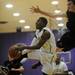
[{"xmin": 30, "ymin": 6, "xmax": 41, "ymax": 13}]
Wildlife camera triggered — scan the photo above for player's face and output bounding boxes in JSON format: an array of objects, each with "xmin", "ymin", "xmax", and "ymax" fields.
[
  {"xmin": 67, "ymin": 1, "xmax": 75, "ymax": 11},
  {"xmin": 55, "ymin": 55, "xmax": 60, "ymax": 63},
  {"xmin": 36, "ymin": 19, "xmax": 45, "ymax": 30}
]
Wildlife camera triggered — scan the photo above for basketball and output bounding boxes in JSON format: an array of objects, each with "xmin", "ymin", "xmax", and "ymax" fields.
[{"xmin": 8, "ymin": 43, "xmax": 26, "ymax": 59}]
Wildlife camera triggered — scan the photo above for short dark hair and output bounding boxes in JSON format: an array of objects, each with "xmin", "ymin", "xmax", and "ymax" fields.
[
  {"xmin": 39, "ymin": 17, "xmax": 48, "ymax": 26},
  {"xmin": 68, "ymin": 0, "xmax": 75, "ymax": 4}
]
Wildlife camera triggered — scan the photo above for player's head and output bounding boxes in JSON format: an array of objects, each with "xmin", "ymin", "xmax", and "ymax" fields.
[
  {"xmin": 67, "ymin": 0, "xmax": 75, "ymax": 11},
  {"xmin": 36, "ymin": 17, "xmax": 48, "ymax": 30},
  {"xmin": 68, "ymin": 0, "xmax": 75, "ymax": 4},
  {"xmin": 55, "ymin": 54, "xmax": 61, "ymax": 64}
]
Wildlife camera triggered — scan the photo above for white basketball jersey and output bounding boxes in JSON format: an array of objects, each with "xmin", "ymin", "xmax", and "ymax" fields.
[
  {"xmin": 28, "ymin": 27, "xmax": 56, "ymax": 75},
  {"xmin": 31, "ymin": 27, "xmax": 56, "ymax": 53}
]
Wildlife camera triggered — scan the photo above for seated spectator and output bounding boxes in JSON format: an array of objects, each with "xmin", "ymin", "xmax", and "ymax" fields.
[{"xmin": 53, "ymin": 54, "xmax": 68, "ymax": 75}]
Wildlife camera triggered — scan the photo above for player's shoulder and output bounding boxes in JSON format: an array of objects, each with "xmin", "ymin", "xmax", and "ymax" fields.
[
  {"xmin": 43, "ymin": 27, "xmax": 51, "ymax": 34},
  {"xmin": 43, "ymin": 27, "xmax": 51, "ymax": 31}
]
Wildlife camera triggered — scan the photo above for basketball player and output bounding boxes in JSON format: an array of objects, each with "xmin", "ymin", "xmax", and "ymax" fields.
[
  {"xmin": 30, "ymin": 0, "xmax": 75, "ymax": 51},
  {"xmin": 15, "ymin": 17, "xmax": 56, "ymax": 75},
  {"xmin": 4, "ymin": 45, "xmax": 24, "ymax": 75},
  {"xmin": 57, "ymin": 0, "xmax": 75, "ymax": 51}
]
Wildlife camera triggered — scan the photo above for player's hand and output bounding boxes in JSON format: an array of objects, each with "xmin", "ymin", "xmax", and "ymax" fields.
[
  {"xmin": 14, "ymin": 43, "xmax": 26, "ymax": 51},
  {"xmin": 30, "ymin": 5, "xmax": 41, "ymax": 13},
  {"xmin": 11, "ymin": 68, "xmax": 16, "ymax": 71},
  {"xmin": 22, "ymin": 49, "xmax": 32, "ymax": 55},
  {"xmin": 56, "ymin": 47, "xmax": 64, "ymax": 52}
]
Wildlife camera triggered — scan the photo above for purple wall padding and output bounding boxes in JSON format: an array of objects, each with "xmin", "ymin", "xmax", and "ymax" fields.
[{"xmin": 0, "ymin": 32, "xmax": 75, "ymax": 74}]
